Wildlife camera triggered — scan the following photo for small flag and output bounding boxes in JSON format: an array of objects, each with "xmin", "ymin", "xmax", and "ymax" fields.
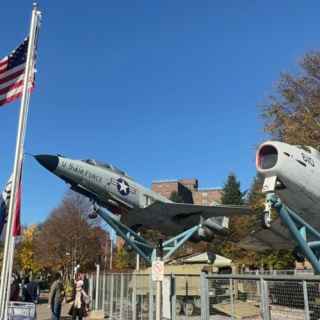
[
  {"xmin": 0, "ymin": 177, "xmax": 13, "ymax": 236},
  {"xmin": 0, "ymin": 174, "xmax": 22, "ymax": 237},
  {"xmin": 0, "ymin": 196, "xmax": 8, "ymax": 236},
  {"xmin": 0, "ymin": 38, "xmax": 35, "ymax": 107}
]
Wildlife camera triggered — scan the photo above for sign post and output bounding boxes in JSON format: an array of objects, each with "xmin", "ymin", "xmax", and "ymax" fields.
[{"xmin": 152, "ymin": 259, "xmax": 164, "ymax": 320}]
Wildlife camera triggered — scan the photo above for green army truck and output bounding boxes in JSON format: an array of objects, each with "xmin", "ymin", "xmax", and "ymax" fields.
[{"xmin": 130, "ymin": 253, "xmax": 232, "ymax": 316}]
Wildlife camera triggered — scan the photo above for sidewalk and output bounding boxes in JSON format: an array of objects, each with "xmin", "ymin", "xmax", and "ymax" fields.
[
  {"xmin": 36, "ymin": 292, "xmax": 71, "ymax": 320},
  {"xmin": 37, "ymin": 302, "xmax": 71, "ymax": 320},
  {"xmin": 36, "ymin": 291, "xmax": 99, "ymax": 320}
]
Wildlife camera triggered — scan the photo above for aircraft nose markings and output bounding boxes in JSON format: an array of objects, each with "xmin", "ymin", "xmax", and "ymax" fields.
[{"xmin": 117, "ymin": 178, "xmax": 130, "ymax": 196}]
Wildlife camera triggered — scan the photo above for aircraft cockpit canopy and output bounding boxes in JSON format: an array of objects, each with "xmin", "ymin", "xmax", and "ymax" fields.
[{"xmin": 81, "ymin": 159, "xmax": 131, "ymax": 178}]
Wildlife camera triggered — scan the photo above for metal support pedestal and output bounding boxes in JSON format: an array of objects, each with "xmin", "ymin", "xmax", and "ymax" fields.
[
  {"xmin": 266, "ymin": 193, "xmax": 320, "ymax": 274},
  {"xmin": 96, "ymin": 207, "xmax": 201, "ymax": 264}
]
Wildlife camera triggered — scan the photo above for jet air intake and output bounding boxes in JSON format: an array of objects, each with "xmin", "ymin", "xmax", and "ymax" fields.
[
  {"xmin": 257, "ymin": 145, "xmax": 278, "ymax": 170},
  {"xmin": 191, "ymin": 217, "xmax": 228, "ymax": 242}
]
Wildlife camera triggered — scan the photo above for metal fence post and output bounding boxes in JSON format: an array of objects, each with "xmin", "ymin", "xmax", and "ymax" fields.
[
  {"xmin": 200, "ymin": 272, "xmax": 209, "ymax": 320},
  {"xmin": 259, "ymin": 278, "xmax": 265, "ymax": 319},
  {"xmin": 120, "ymin": 273, "xmax": 124, "ymax": 319},
  {"xmin": 303, "ymin": 280, "xmax": 310, "ymax": 320},
  {"xmin": 109, "ymin": 273, "xmax": 114, "ymax": 318},
  {"xmin": 264, "ymin": 280, "xmax": 271, "ymax": 320},
  {"xmin": 89, "ymin": 275, "xmax": 94, "ymax": 310},
  {"xmin": 105, "ymin": 274, "xmax": 109, "ymax": 315},
  {"xmin": 260, "ymin": 278, "xmax": 271, "ymax": 320},
  {"xmin": 229, "ymin": 278, "xmax": 235, "ymax": 319},
  {"xmin": 102, "ymin": 272, "xmax": 106, "ymax": 313},
  {"xmin": 132, "ymin": 274, "xmax": 137, "ymax": 320},
  {"xmin": 149, "ymin": 274, "xmax": 154, "ymax": 320},
  {"xmin": 95, "ymin": 264, "xmax": 100, "ymax": 311},
  {"xmin": 171, "ymin": 274, "xmax": 176, "ymax": 320}
]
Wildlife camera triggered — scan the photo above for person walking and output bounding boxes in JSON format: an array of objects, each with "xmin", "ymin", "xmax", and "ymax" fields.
[
  {"xmin": 69, "ymin": 278, "xmax": 89, "ymax": 320},
  {"xmin": 10, "ymin": 274, "xmax": 20, "ymax": 301},
  {"xmin": 22, "ymin": 277, "xmax": 31, "ymax": 302},
  {"xmin": 48, "ymin": 273, "xmax": 65, "ymax": 320},
  {"xmin": 22, "ymin": 276, "xmax": 40, "ymax": 303}
]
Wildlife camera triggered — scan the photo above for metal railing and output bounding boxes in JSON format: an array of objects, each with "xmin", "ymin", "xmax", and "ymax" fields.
[
  {"xmin": 89, "ymin": 271, "xmax": 320, "ymax": 320},
  {"xmin": 204, "ymin": 274, "xmax": 320, "ymax": 320}
]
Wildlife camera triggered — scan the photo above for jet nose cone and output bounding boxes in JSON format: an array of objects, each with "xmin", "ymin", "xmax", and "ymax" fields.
[{"xmin": 34, "ymin": 154, "xmax": 59, "ymax": 172}]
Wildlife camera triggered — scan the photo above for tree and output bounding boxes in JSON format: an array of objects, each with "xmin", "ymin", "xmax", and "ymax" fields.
[
  {"xmin": 263, "ymin": 51, "xmax": 320, "ymax": 148},
  {"xmin": 213, "ymin": 173, "xmax": 260, "ymax": 266},
  {"xmin": 221, "ymin": 173, "xmax": 244, "ymax": 205},
  {"xmin": 221, "ymin": 173, "xmax": 251, "ymax": 240},
  {"xmin": 113, "ymin": 247, "xmax": 131, "ymax": 271},
  {"xmin": 238, "ymin": 174, "xmax": 295, "ymax": 270},
  {"xmin": 260, "ymin": 51, "xmax": 318, "ymax": 268},
  {"xmin": 33, "ymin": 192, "xmax": 108, "ymax": 276},
  {"xmin": 15, "ymin": 225, "xmax": 41, "ymax": 275}
]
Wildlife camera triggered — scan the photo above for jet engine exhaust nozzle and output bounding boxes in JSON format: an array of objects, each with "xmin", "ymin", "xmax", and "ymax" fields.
[
  {"xmin": 257, "ymin": 144, "xmax": 278, "ymax": 170},
  {"xmin": 34, "ymin": 154, "xmax": 59, "ymax": 172}
]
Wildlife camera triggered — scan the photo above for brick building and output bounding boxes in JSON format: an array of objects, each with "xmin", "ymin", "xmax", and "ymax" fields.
[{"xmin": 151, "ymin": 178, "xmax": 222, "ymax": 205}]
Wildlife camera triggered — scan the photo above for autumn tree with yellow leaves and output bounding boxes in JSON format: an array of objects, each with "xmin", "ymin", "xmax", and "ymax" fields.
[
  {"xmin": 263, "ymin": 51, "xmax": 320, "ymax": 148},
  {"xmin": 15, "ymin": 225, "xmax": 41, "ymax": 275},
  {"xmin": 32, "ymin": 192, "xmax": 108, "ymax": 276}
]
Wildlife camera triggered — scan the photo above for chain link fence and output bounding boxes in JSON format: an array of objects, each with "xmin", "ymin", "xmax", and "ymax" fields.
[
  {"xmin": 90, "ymin": 273, "xmax": 157, "ymax": 320},
  {"xmin": 89, "ymin": 271, "xmax": 320, "ymax": 320},
  {"xmin": 204, "ymin": 274, "xmax": 320, "ymax": 320}
]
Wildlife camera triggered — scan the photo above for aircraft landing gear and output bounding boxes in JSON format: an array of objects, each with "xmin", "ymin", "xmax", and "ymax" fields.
[
  {"xmin": 266, "ymin": 193, "xmax": 320, "ymax": 274},
  {"xmin": 93, "ymin": 205, "xmax": 201, "ymax": 264},
  {"xmin": 262, "ymin": 198, "xmax": 272, "ymax": 229},
  {"xmin": 88, "ymin": 202, "xmax": 99, "ymax": 219}
]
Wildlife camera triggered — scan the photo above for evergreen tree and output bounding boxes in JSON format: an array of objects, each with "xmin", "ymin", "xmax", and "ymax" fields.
[
  {"xmin": 213, "ymin": 173, "xmax": 260, "ymax": 268},
  {"xmin": 221, "ymin": 173, "xmax": 244, "ymax": 205}
]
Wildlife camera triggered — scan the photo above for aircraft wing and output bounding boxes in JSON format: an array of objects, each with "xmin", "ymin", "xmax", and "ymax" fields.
[
  {"xmin": 239, "ymin": 217, "xmax": 295, "ymax": 250},
  {"xmin": 123, "ymin": 201, "xmax": 252, "ymax": 235},
  {"xmin": 149, "ymin": 202, "xmax": 252, "ymax": 218}
]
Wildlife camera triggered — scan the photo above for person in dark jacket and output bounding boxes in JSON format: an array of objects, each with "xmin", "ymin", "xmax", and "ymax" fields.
[
  {"xmin": 27, "ymin": 281, "xmax": 40, "ymax": 303},
  {"xmin": 22, "ymin": 277, "xmax": 31, "ymax": 302},
  {"xmin": 10, "ymin": 274, "xmax": 20, "ymax": 301},
  {"xmin": 48, "ymin": 273, "xmax": 65, "ymax": 320}
]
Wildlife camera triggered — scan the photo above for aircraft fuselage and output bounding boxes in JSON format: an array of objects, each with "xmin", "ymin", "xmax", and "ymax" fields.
[
  {"xmin": 52, "ymin": 156, "xmax": 171, "ymax": 210},
  {"xmin": 257, "ymin": 141, "xmax": 320, "ymax": 227}
]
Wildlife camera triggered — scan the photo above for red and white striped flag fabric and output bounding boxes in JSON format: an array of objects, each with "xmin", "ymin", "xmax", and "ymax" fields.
[
  {"xmin": 0, "ymin": 38, "xmax": 34, "ymax": 107},
  {"xmin": 12, "ymin": 176, "xmax": 21, "ymax": 237}
]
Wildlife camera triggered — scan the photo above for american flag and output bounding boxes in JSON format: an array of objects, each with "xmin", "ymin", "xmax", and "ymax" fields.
[{"xmin": 0, "ymin": 38, "xmax": 34, "ymax": 107}]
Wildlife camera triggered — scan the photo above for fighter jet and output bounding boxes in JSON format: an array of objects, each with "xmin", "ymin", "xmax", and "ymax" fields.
[
  {"xmin": 241, "ymin": 141, "xmax": 320, "ymax": 250},
  {"xmin": 35, "ymin": 154, "xmax": 251, "ymax": 242}
]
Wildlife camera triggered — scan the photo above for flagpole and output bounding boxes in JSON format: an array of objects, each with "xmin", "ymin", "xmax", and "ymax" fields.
[{"xmin": 0, "ymin": 4, "xmax": 41, "ymax": 318}]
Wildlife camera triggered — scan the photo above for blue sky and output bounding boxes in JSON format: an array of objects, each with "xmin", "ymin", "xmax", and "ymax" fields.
[{"xmin": 0, "ymin": 1, "xmax": 319, "ymax": 225}]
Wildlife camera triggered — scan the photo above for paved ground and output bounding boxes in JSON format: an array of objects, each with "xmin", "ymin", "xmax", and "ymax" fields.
[{"xmin": 36, "ymin": 292, "xmax": 72, "ymax": 320}]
